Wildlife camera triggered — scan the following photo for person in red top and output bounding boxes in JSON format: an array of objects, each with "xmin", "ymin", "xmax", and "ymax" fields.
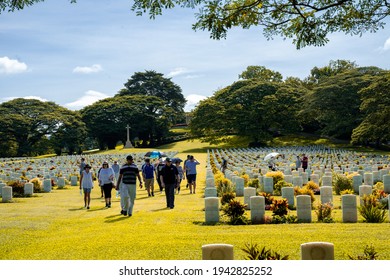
[{"xmin": 301, "ymin": 154, "xmax": 308, "ymax": 171}]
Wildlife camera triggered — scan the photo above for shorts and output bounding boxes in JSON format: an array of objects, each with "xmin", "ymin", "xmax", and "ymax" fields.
[
  {"xmin": 83, "ymin": 188, "xmax": 92, "ymax": 194},
  {"xmin": 144, "ymin": 178, "xmax": 154, "ymax": 190},
  {"xmin": 187, "ymin": 174, "xmax": 196, "ymax": 183}
]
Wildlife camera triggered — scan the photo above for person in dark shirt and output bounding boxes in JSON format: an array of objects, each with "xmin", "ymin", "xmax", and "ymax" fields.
[
  {"xmin": 116, "ymin": 155, "xmax": 143, "ymax": 217},
  {"xmin": 160, "ymin": 158, "xmax": 179, "ymax": 209}
]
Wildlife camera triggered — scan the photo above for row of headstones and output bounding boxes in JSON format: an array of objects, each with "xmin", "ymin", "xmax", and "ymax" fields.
[
  {"xmin": 202, "ymin": 242, "xmax": 334, "ymax": 260},
  {"xmin": 204, "ymin": 193, "xmax": 390, "ymax": 224},
  {"xmin": 0, "ymin": 176, "xmax": 79, "ymax": 201}
]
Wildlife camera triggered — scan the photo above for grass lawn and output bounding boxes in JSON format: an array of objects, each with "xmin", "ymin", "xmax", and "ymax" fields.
[{"xmin": 1, "ymin": 139, "xmax": 390, "ymax": 260}]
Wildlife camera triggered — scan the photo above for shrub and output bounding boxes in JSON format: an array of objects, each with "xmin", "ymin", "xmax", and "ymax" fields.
[
  {"xmin": 247, "ymin": 178, "xmax": 260, "ymax": 189},
  {"xmin": 265, "ymin": 171, "xmax": 284, "ymax": 186},
  {"xmin": 333, "ymin": 172, "xmax": 353, "ymax": 195},
  {"xmin": 30, "ymin": 178, "xmax": 43, "ymax": 193},
  {"xmin": 258, "ymin": 192, "xmax": 274, "ymax": 205},
  {"xmin": 303, "ymin": 181, "xmax": 320, "ymax": 193},
  {"xmin": 270, "ymin": 198, "xmax": 289, "ymax": 217},
  {"xmin": 315, "ymin": 202, "xmax": 334, "ymax": 223},
  {"xmin": 240, "ymin": 173, "xmax": 250, "ymax": 187},
  {"xmin": 216, "ymin": 176, "xmax": 234, "ymax": 196},
  {"xmin": 6, "ymin": 180, "xmax": 25, "ymax": 197},
  {"xmin": 221, "ymin": 199, "xmax": 249, "ymax": 225},
  {"xmin": 273, "ymin": 180, "xmax": 293, "ymax": 196},
  {"xmin": 358, "ymin": 195, "xmax": 387, "ymax": 223},
  {"xmin": 340, "ymin": 189, "xmax": 354, "ymax": 195},
  {"xmin": 220, "ymin": 192, "xmax": 236, "ymax": 205},
  {"xmin": 294, "ymin": 186, "xmax": 315, "ymax": 203},
  {"xmin": 242, "ymin": 242, "xmax": 289, "ymax": 260},
  {"xmin": 348, "ymin": 245, "xmax": 379, "ymax": 260}
]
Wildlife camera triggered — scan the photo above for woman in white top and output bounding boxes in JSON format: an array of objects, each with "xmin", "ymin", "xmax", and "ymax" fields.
[
  {"xmin": 98, "ymin": 161, "xmax": 115, "ymax": 208},
  {"xmin": 79, "ymin": 164, "xmax": 93, "ymax": 209}
]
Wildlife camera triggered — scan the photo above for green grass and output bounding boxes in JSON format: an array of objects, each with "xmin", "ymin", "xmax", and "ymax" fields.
[{"xmin": 1, "ymin": 139, "xmax": 390, "ymax": 260}]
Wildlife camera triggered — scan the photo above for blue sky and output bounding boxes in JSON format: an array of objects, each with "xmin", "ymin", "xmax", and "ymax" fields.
[{"xmin": 1, "ymin": 0, "xmax": 390, "ymax": 112}]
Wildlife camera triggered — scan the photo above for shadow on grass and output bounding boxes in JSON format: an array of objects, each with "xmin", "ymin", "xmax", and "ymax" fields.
[
  {"xmin": 150, "ymin": 207, "xmax": 172, "ymax": 212},
  {"xmin": 104, "ymin": 214, "xmax": 131, "ymax": 223}
]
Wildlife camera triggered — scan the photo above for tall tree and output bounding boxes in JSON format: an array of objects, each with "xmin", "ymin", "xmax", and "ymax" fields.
[
  {"xmin": 117, "ymin": 70, "xmax": 186, "ymax": 120},
  {"xmin": 81, "ymin": 95, "xmax": 173, "ymax": 149},
  {"xmin": 239, "ymin": 66, "xmax": 283, "ymax": 82},
  {"xmin": 351, "ymin": 73, "xmax": 390, "ymax": 146},
  {"xmin": 306, "ymin": 59, "xmax": 358, "ymax": 84},
  {"xmin": 0, "ymin": 98, "xmax": 85, "ymax": 156},
  {"xmin": 301, "ymin": 67, "xmax": 386, "ymax": 139}
]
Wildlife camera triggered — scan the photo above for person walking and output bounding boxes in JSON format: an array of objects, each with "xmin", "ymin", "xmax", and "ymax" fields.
[
  {"xmin": 183, "ymin": 155, "xmax": 191, "ymax": 188},
  {"xmin": 155, "ymin": 158, "xmax": 165, "ymax": 194},
  {"xmin": 302, "ymin": 154, "xmax": 309, "ymax": 171},
  {"xmin": 160, "ymin": 158, "xmax": 179, "ymax": 209},
  {"xmin": 98, "ymin": 161, "xmax": 115, "ymax": 208},
  {"xmin": 175, "ymin": 160, "xmax": 184, "ymax": 194},
  {"xmin": 79, "ymin": 157, "xmax": 86, "ymax": 175},
  {"xmin": 221, "ymin": 157, "xmax": 228, "ymax": 174},
  {"xmin": 116, "ymin": 155, "xmax": 143, "ymax": 217},
  {"xmin": 142, "ymin": 158, "xmax": 155, "ymax": 197},
  {"xmin": 295, "ymin": 155, "xmax": 302, "ymax": 171},
  {"xmin": 184, "ymin": 155, "xmax": 200, "ymax": 194},
  {"xmin": 112, "ymin": 160, "xmax": 120, "ymax": 183},
  {"xmin": 79, "ymin": 164, "xmax": 93, "ymax": 209}
]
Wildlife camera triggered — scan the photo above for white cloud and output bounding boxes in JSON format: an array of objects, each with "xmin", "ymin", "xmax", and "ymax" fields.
[
  {"xmin": 64, "ymin": 90, "xmax": 111, "ymax": 110},
  {"xmin": 167, "ymin": 67, "xmax": 190, "ymax": 77},
  {"xmin": 0, "ymin": 56, "xmax": 28, "ymax": 74},
  {"xmin": 185, "ymin": 94, "xmax": 207, "ymax": 112},
  {"xmin": 0, "ymin": 96, "xmax": 48, "ymax": 103},
  {"xmin": 383, "ymin": 37, "xmax": 390, "ymax": 51},
  {"xmin": 72, "ymin": 64, "xmax": 103, "ymax": 74}
]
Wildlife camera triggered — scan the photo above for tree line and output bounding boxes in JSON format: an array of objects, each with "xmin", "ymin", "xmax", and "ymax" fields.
[
  {"xmin": 189, "ymin": 60, "xmax": 390, "ymax": 148},
  {"xmin": 0, "ymin": 70, "xmax": 186, "ymax": 157}
]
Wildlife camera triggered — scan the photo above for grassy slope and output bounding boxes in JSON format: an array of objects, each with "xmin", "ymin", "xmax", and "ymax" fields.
[{"xmin": 1, "ymin": 139, "xmax": 389, "ymax": 260}]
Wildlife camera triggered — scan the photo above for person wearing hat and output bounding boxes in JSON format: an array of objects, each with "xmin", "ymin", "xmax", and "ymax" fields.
[
  {"xmin": 98, "ymin": 161, "xmax": 115, "ymax": 208},
  {"xmin": 79, "ymin": 164, "xmax": 93, "ymax": 209},
  {"xmin": 160, "ymin": 157, "xmax": 179, "ymax": 209},
  {"xmin": 184, "ymin": 155, "xmax": 200, "ymax": 194},
  {"xmin": 116, "ymin": 155, "xmax": 143, "ymax": 217}
]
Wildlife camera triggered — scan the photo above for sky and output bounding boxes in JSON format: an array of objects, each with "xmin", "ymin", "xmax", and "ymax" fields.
[{"xmin": 1, "ymin": 0, "xmax": 390, "ymax": 112}]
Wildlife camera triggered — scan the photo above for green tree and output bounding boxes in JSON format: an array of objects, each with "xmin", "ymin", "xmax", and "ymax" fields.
[
  {"xmin": 81, "ymin": 95, "xmax": 173, "ymax": 149},
  {"xmin": 239, "ymin": 66, "xmax": 283, "ymax": 82},
  {"xmin": 131, "ymin": 0, "xmax": 390, "ymax": 49},
  {"xmin": 351, "ymin": 73, "xmax": 390, "ymax": 146},
  {"xmin": 190, "ymin": 79, "xmax": 302, "ymax": 145},
  {"xmin": 117, "ymin": 70, "xmax": 186, "ymax": 120},
  {"xmin": 306, "ymin": 60, "xmax": 358, "ymax": 84},
  {"xmin": 301, "ymin": 67, "xmax": 385, "ymax": 139},
  {"xmin": 0, "ymin": 98, "xmax": 85, "ymax": 156}
]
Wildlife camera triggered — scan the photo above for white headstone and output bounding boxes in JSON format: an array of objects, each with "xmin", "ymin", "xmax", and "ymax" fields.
[
  {"xmin": 263, "ymin": 176, "xmax": 273, "ymax": 194},
  {"xmin": 24, "ymin": 182, "xmax": 34, "ymax": 196},
  {"xmin": 297, "ymin": 195, "xmax": 312, "ymax": 223},
  {"xmin": 205, "ymin": 197, "xmax": 219, "ymax": 224},
  {"xmin": 342, "ymin": 194, "xmax": 357, "ymax": 223},
  {"xmin": 250, "ymin": 196, "xmax": 265, "ymax": 224},
  {"xmin": 320, "ymin": 186, "xmax": 333, "ymax": 205},
  {"xmin": 244, "ymin": 187, "xmax": 256, "ymax": 209},
  {"xmin": 202, "ymin": 244, "xmax": 234, "ymax": 260},
  {"xmin": 281, "ymin": 187, "xmax": 294, "ymax": 206},
  {"xmin": 301, "ymin": 242, "xmax": 334, "ymax": 260},
  {"xmin": 2, "ymin": 186, "xmax": 12, "ymax": 202}
]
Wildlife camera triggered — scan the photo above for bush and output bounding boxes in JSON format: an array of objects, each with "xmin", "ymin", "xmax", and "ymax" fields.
[
  {"xmin": 258, "ymin": 192, "xmax": 274, "ymax": 205},
  {"xmin": 247, "ymin": 178, "xmax": 260, "ymax": 189},
  {"xmin": 220, "ymin": 192, "xmax": 236, "ymax": 205},
  {"xmin": 265, "ymin": 171, "xmax": 284, "ymax": 186},
  {"xmin": 303, "ymin": 181, "xmax": 320, "ymax": 193},
  {"xmin": 348, "ymin": 245, "xmax": 379, "ymax": 260},
  {"xmin": 240, "ymin": 173, "xmax": 250, "ymax": 187},
  {"xmin": 30, "ymin": 178, "xmax": 43, "ymax": 193},
  {"xmin": 242, "ymin": 242, "xmax": 289, "ymax": 260},
  {"xmin": 221, "ymin": 199, "xmax": 249, "ymax": 225},
  {"xmin": 6, "ymin": 180, "xmax": 24, "ymax": 197},
  {"xmin": 333, "ymin": 172, "xmax": 353, "ymax": 195},
  {"xmin": 294, "ymin": 186, "xmax": 315, "ymax": 203},
  {"xmin": 270, "ymin": 198, "xmax": 289, "ymax": 217},
  {"xmin": 358, "ymin": 195, "xmax": 387, "ymax": 223},
  {"xmin": 216, "ymin": 175, "xmax": 234, "ymax": 196},
  {"xmin": 273, "ymin": 180, "xmax": 293, "ymax": 196},
  {"xmin": 340, "ymin": 189, "xmax": 354, "ymax": 195},
  {"xmin": 315, "ymin": 202, "xmax": 334, "ymax": 223}
]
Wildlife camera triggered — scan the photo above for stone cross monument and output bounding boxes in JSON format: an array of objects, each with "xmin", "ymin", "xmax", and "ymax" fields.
[{"xmin": 124, "ymin": 124, "xmax": 133, "ymax": 148}]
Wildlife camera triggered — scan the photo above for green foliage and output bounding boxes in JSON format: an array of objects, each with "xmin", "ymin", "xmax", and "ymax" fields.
[
  {"xmin": 247, "ymin": 178, "xmax": 260, "ymax": 189},
  {"xmin": 348, "ymin": 245, "xmax": 379, "ymax": 260},
  {"xmin": 221, "ymin": 199, "xmax": 249, "ymax": 225},
  {"xmin": 294, "ymin": 186, "xmax": 315, "ymax": 203},
  {"xmin": 220, "ymin": 192, "xmax": 236, "ymax": 206},
  {"xmin": 265, "ymin": 171, "xmax": 284, "ymax": 186},
  {"xmin": 270, "ymin": 198, "xmax": 288, "ymax": 217},
  {"xmin": 273, "ymin": 180, "xmax": 293, "ymax": 196},
  {"xmin": 132, "ymin": 0, "xmax": 390, "ymax": 49},
  {"xmin": 258, "ymin": 192, "xmax": 274, "ymax": 205},
  {"xmin": 315, "ymin": 202, "xmax": 334, "ymax": 223},
  {"xmin": 358, "ymin": 195, "xmax": 387, "ymax": 223},
  {"xmin": 239, "ymin": 66, "xmax": 283, "ymax": 82},
  {"xmin": 333, "ymin": 173, "xmax": 353, "ymax": 195},
  {"xmin": 242, "ymin": 242, "xmax": 289, "ymax": 260},
  {"xmin": 6, "ymin": 180, "xmax": 25, "ymax": 197}
]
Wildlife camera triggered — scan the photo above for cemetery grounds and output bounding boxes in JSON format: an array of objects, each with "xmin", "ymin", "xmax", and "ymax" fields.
[{"xmin": 0, "ymin": 139, "xmax": 390, "ymax": 260}]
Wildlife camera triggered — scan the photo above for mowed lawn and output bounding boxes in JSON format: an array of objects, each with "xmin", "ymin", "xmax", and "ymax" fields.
[{"xmin": 1, "ymin": 139, "xmax": 390, "ymax": 260}]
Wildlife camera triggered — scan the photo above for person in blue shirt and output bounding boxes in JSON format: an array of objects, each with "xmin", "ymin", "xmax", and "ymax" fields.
[
  {"xmin": 142, "ymin": 158, "xmax": 155, "ymax": 197},
  {"xmin": 184, "ymin": 155, "xmax": 200, "ymax": 194}
]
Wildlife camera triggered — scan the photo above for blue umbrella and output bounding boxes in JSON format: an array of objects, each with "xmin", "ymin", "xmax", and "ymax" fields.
[{"xmin": 145, "ymin": 151, "xmax": 167, "ymax": 159}]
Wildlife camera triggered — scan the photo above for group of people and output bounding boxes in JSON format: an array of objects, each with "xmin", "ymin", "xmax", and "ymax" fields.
[
  {"xmin": 78, "ymin": 154, "xmax": 200, "ymax": 216},
  {"xmin": 295, "ymin": 154, "xmax": 309, "ymax": 171}
]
